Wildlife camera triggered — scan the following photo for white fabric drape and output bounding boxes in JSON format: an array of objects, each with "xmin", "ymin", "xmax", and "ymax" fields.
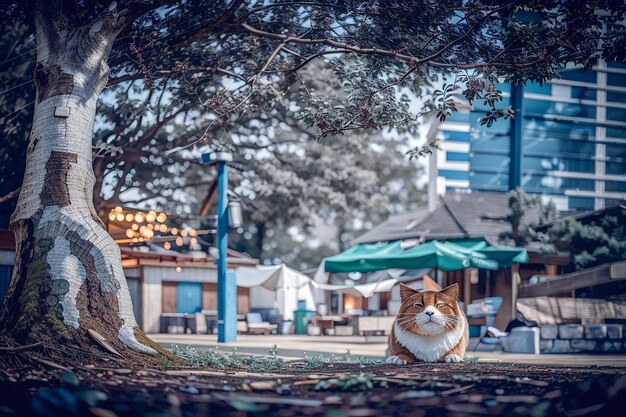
[
  {"xmin": 311, "ymin": 278, "xmax": 398, "ymax": 298},
  {"xmin": 235, "ymin": 264, "xmax": 315, "ymax": 320}
]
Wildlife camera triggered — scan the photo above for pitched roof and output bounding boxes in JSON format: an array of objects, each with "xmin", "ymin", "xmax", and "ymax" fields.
[{"xmin": 352, "ymin": 191, "xmax": 540, "ymax": 246}]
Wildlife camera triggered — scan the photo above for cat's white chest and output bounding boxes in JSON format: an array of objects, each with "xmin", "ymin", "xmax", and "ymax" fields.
[{"xmin": 394, "ymin": 321, "xmax": 465, "ymax": 362}]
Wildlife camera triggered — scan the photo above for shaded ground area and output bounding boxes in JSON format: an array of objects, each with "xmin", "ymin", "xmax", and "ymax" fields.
[{"xmin": 1, "ymin": 355, "xmax": 625, "ymax": 417}]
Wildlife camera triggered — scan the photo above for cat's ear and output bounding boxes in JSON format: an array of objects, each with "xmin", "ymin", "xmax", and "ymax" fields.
[
  {"xmin": 423, "ymin": 275, "xmax": 442, "ymax": 291},
  {"xmin": 440, "ymin": 283, "xmax": 459, "ymax": 300},
  {"xmin": 400, "ymin": 283, "xmax": 418, "ymax": 301}
]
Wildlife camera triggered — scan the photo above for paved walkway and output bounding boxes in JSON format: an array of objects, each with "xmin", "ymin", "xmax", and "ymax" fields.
[{"xmin": 150, "ymin": 334, "xmax": 626, "ymax": 367}]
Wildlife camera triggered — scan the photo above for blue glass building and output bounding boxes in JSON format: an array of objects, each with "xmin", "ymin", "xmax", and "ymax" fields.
[{"xmin": 430, "ymin": 61, "xmax": 626, "ymax": 211}]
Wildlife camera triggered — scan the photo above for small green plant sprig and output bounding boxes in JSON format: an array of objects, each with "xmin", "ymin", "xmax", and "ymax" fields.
[{"xmin": 171, "ymin": 344, "xmax": 285, "ymax": 372}]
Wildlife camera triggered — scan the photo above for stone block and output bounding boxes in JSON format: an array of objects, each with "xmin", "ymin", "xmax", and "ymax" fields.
[
  {"xmin": 603, "ymin": 341, "xmax": 622, "ymax": 352},
  {"xmin": 552, "ymin": 339, "xmax": 572, "ymax": 353},
  {"xmin": 570, "ymin": 339, "xmax": 598, "ymax": 352},
  {"xmin": 539, "ymin": 340, "xmax": 553, "ymax": 353},
  {"xmin": 540, "ymin": 325, "xmax": 559, "ymax": 340},
  {"xmin": 558, "ymin": 324, "xmax": 584, "ymax": 339},
  {"xmin": 501, "ymin": 327, "xmax": 540, "ymax": 354},
  {"xmin": 606, "ymin": 324, "xmax": 623, "ymax": 340},
  {"xmin": 584, "ymin": 324, "xmax": 607, "ymax": 339}
]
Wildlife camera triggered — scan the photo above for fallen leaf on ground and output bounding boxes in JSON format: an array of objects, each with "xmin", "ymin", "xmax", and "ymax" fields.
[
  {"xmin": 495, "ymin": 395, "xmax": 540, "ymax": 403},
  {"xmin": 440, "ymin": 384, "xmax": 476, "ymax": 395},
  {"xmin": 87, "ymin": 329, "xmax": 122, "ymax": 357}
]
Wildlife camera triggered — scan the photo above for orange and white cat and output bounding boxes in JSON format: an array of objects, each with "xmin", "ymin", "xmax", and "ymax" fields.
[{"xmin": 386, "ymin": 282, "xmax": 468, "ymax": 364}]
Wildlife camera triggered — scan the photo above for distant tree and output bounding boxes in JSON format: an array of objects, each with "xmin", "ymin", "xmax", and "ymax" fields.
[
  {"xmin": 499, "ymin": 188, "xmax": 556, "ymax": 247},
  {"xmin": 502, "ymin": 189, "xmax": 626, "ymax": 271},
  {"xmin": 0, "ymin": 22, "xmax": 34, "ymax": 226},
  {"xmin": 535, "ymin": 209, "xmax": 626, "ymax": 271},
  {"xmin": 1, "ymin": 0, "xmax": 624, "ymax": 357}
]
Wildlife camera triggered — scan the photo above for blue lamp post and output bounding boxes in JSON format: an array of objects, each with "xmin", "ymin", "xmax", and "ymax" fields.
[{"xmin": 201, "ymin": 151, "xmax": 237, "ymax": 343}]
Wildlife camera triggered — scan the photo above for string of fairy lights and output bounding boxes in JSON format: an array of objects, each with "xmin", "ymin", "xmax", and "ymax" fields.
[{"xmin": 107, "ymin": 206, "xmax": 199, "ymax": 249}]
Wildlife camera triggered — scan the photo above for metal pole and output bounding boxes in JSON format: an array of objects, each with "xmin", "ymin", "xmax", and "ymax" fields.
[
  {"xmin": 509, "ymin": 82, "xmax": 524, "ymax": 190},
  {"xmin": 216, "ymin": 161, "xmax": 236, "ymax": 342}
]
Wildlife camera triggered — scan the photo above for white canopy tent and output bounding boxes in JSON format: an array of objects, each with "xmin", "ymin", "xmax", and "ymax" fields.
[
  {"xmin": 235, "ymin": 264, "xmax": 315, "ymax": 321},
  {"xmin": 311, "ymin": 278, "xmax": 398, "ymax": 297}
]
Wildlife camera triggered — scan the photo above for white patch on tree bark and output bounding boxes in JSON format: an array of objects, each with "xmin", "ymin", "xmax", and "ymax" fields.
[{"xmin": 47, "ymin": 235, "xmax": 85, "ymax": 327}]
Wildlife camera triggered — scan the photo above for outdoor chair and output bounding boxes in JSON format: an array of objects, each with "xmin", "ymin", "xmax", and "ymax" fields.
[
  {"xmin": 245, "ymin": 312, "xmax": 278, "ymax": 335},
  {"xmin": 470, "ymin": 326, "xmax": 508, "ymax": 351}
]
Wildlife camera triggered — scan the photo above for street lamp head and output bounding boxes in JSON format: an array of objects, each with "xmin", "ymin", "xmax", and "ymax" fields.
[{"xmin": 227, "ymin": 200, "xmax": 243, "ymax": 229}]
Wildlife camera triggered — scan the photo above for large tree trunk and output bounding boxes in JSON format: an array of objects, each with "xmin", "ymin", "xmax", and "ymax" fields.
[{"xmin": 0, "ymin": 3, "xmax": 155, "ymax": 354}]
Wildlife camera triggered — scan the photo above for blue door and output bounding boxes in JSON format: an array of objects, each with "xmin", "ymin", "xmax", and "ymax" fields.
[{"xmin": 176, "ymin": 282, "xmax": 202, "ymax": 313}]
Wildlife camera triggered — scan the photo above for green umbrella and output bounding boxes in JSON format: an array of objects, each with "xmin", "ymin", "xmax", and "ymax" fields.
[
  {"xmin": 382, "ymin": 240, "xmax": 471, "ymax": 271},
  {"xmin": 475, "ymin": 246, "xmax": 529, "ymax": 267},
  {"xmin": 324, "ymin": 240, "xmax": 471, "ymax": 273},
  {"xmin": 443, "ymin": 240, "xmax": 500, "ymax": 271},
  {"xmin": 323, "ymin": 241, "xmax": 403, "ymax": 273}
]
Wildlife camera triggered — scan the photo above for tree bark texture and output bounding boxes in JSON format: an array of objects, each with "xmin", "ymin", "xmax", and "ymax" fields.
[{"xmin": 0, "ymin": 3, "xmax": 154, "ymax": 354}]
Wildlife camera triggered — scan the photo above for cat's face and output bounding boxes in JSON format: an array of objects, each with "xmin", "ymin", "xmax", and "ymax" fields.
[{"xmin": 397, "ymin": 283, "xmax": 462, "ymax": 336}]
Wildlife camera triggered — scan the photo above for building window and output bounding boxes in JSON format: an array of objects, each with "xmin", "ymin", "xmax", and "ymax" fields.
[
  {"xmin": 568, "ymin": 197, "xmax": 595, "ymax": 211},
  {"xmin": 442, "ymin": 130, "xmax": 470, "ymax": 142},
  {"xmin": 469, "ymin": 172, "xmax": 509, "ymax": 192},
  {"xmin": 571, "ymin": 86, "xmax": 596, "ymax": 101},
  {"xmin": 446, "ymin": 151, "xmax": 470, "ymax": 162},
  {"xmin": 559, "ymin": 69, "xmax": 597, "ymax": 84},
  {"xmin": 606, "ymin": 144, "xmax": 626, "ymax": 175},
  {"xmin": 438, "ymin": 169, "xmax": 470, "ymax": 181},
  {"xmin": 607, "ymin": 107, "xmax": 626, "ymax": 123},
  {"xmin": 606, "ymin": 181, "xmax": 626, "ymax": 193},
  {"xmin": 608, "ymin": 61, "xmax": 626, "ymax": 69},
  {"xmin": 607, "ymin": 91, "xmax": 626, "ymax": 104},
  {"xmin": 525, "ymin": 82, "xmax": 552, "ymax": 95},
  {"xmin": 607, "ymin": 127, "xmax": 626, "ymax": 140},
  {"xmin": 608, "ymin": 72, "xmax": 626, "ymax": 87}
]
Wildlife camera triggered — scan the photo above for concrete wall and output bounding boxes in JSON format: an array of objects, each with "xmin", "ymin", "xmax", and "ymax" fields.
[{"xmin": 539, "ymin": 323, "xmax": 626, "ymax": 353}]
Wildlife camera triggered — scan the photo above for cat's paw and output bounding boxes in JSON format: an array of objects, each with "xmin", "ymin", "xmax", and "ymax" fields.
[
  {"xmin": 444, "ymin": 354, "xmax": 463, "ymax": 363},
  {"xmin": 386, "ymin": 355, "xmax": 408, "ymax": 365}
]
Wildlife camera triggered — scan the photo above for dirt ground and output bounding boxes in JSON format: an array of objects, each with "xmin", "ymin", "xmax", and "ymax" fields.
[{"xmin": 1, "ymin": 357, "xmax": 625, "ymax": 417}]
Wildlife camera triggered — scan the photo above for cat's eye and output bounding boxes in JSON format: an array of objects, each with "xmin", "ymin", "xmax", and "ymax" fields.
[
  {"xmin": 413, "ymin": 303, "xmax": 424, "ymax": 308},
  {"xmin": 436, "ymin": 302, "xmax": 446, "ymax": 308}
]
